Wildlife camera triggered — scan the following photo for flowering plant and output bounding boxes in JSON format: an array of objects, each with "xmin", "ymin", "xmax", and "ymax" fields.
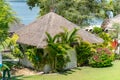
[{"xmin": 89, "ymin": 48, "xmax": 114, "ymax": 67}]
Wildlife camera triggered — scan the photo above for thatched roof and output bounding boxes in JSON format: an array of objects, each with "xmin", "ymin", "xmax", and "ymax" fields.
[
  {"xmin": 16, "ymin": 12, "xmax": 103, "ymax": 48},
  {"xmin": 77, "ymin": 30, "xmax": 103, "ymax": 43},
  {"xmin": 9, "ymin": 21, "xmax": 25, "ymax": 33},
  {"xmin": 101, "ymin": 14, "xmax": 120, "ymax": 29},
  {"xmin": 101, "ymin": 19, "xmax": 111, "ymax": 29}
]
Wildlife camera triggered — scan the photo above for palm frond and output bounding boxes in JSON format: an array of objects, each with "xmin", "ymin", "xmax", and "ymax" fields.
[
  {"xmin": 45, "ymin": 32, "xmax": 53, "ymax": 43},
  {"xmin": 67, "ymin": 28, "xmax": 79, "ymax": 42}
]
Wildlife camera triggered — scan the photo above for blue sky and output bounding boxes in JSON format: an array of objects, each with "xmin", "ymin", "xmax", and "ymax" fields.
[{"xmin": 8, "ymin": 1, "xmax": 39, "ymax": 25}]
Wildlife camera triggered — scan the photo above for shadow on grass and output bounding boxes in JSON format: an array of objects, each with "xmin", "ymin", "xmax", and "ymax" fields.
[
  {"xmin": 11, "ymin": 75, "xmax": 24, "ymax": 80},
  {"xmin": 74, "ymin": 67, "xmax": 81, "ymax": 70},
  {"xmin": 58, "ymin": 67, "xmax": 81, "ymax": 76},
  {"xmin": 89, "ymin": 64, "xmax": 113, "ymax": 69}
]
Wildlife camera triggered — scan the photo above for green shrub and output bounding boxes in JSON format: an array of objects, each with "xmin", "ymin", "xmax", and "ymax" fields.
[
  {"xmin": 93, "ymin": 27, "xmax": 103, "ymax": 34},
  {"xmin": 89, "ymin": 48, "xmax": 114, "ymax": 67},
  {"xmin": 92, "ymin": 27, "xmax": 112, "ymax": 47},
  {"xmin": 25, "ymin": 47, "xmax": 44, "ymax": 71},
  {"xmin": 114, "ymin": 54, "xmax": 120, "ymax": 60},
  {"xmin": 76, "ymin": 41, "xmax": 92, "ymax": 66}
]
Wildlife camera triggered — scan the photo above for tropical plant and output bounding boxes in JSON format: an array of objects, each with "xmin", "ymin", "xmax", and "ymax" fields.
[
  {"xmin": 0, "ymin": 0, "xmax": 15, "ymax": 44},
  {"xmin": 44, "ymin": 43, "xmax": 70, "ymax": 72},
  {"xmin": 89, "ymin": 47, "xmax": 114, "ymax": 67},
  {"xmin": 58, "ymin": 27, "xmax": 80, "ymax": 47},
  {"xmin": 46, "ymin": 32, "xmax": 60, "ymax": 43},
  {"xmin": 9, "ymin": 34, "xmax": 24, "ymax": 64},
  {"xmin": 45, "ymin": 31, "xmax": 72, "ymax": 71},
  {"xmin": 25, "ymin": 47, "xmax": 44, "ymax": 70},
  {"xmin": 92, "ymin": 27, "xmax": 112, "ymax": 47},
  {"xmin": 44, "ymin": 28, "xmax": 82, "ymax": 72},
  {"xmin": 75, "ymin": 41, "xmax": 92, "ymax": 66},
  {"xmin": 99, "ymin": 32, "xmax": 112, "ymax": 46}
]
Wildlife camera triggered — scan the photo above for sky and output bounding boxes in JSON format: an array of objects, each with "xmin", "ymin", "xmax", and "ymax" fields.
[{"xmin": 7, "ymin": 1, "xmax": 39, "ymax": 25}]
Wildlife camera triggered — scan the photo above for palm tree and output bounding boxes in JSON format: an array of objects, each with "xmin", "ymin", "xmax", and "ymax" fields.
[
  {"xmin": 44, "ymin": 28, "xmax": 81, "ymax": 72},
  {"xmin": 44, "ymin": 31, "xmax": 71, "ymax": 72},
  {"xmin": 59, "ymin": 27, "xmax": 81, "ymax": 47},
  {"xmin": 45, "ymin": 32, "xmax": 60, "ymax": 43}
]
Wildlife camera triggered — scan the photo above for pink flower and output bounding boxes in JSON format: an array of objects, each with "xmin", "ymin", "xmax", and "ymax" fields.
[
  {"xmin": 96, "ymin": 48, "xmax": 102, "ymax": 52},
  {"xmin": 93, "ymin": 55, "xmax": 98, "ymax": 60}
]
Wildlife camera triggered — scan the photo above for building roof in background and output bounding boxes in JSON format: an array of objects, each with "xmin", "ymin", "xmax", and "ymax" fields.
[
  {"xmin": 9, "ymin": 21, "xmax": 25, "ymax": 33},
  {"xmin": 101, "ymin": 14, "xmax": 120, "ymax": 29}
]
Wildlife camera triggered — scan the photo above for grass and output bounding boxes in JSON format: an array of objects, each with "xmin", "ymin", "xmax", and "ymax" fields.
[{"xmin": 11, "ymin": 60, "xmax": 120, "ymax": 80}]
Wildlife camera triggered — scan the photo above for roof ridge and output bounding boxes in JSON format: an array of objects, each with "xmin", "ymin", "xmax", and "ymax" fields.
[{"xmin": 37, "ymin": 13, "xmax": 53, "ymax": 48}]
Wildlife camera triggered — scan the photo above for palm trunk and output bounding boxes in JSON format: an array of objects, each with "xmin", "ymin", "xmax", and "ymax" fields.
[{"xmin": 53, "ymin": 56, "xmax": 56, "ymax": 72}]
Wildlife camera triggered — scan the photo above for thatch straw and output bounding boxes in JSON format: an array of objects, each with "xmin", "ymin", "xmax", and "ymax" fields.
[
  {"xmin": 16, "ymin": 12, "xmax": 103, "ymax": 48},
  {"xmin": 9, "ymin": 21, "xmax": 25, "ymax": 33}
]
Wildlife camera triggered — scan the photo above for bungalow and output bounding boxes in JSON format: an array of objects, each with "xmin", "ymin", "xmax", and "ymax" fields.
[{"xmin": 15, "ymin": 12, "xmax": 103, "ymax": 72}]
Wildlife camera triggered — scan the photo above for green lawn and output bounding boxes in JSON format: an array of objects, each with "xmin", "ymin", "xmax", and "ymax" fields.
[{"xmin": 12, "ymin": 60, "xmax": 120, "ymax": 80}]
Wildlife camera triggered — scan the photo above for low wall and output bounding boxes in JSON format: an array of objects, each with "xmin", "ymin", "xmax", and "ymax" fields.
[
  {"xmin": 20, "ymin": 55, "xmax": 33, "ymax": 68},
  {"xmin": 64, "ymin": 49, "xmax": 77, "ymax": 69}
]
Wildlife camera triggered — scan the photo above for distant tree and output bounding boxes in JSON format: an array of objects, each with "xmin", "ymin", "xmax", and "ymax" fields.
[
  {"xmin": 27, "ymin": 0, "xmax": 120, "ymax": 26},
  {"xmin": 113, "ymin": 0, "xmax": 120, "ymax": 16}
]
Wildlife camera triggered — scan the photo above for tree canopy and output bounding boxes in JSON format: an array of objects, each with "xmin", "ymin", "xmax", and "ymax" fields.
[
  {"xmin": 0, "ymin": 0, "xmax": 15, "ymax": 42},
  {"xmin": 27, "ymin": 0, "xmax": 120, "ymax": 26}
]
